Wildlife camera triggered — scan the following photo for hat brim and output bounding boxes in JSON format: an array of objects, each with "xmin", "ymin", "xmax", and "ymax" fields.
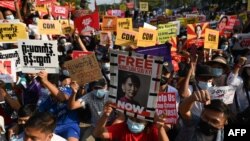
[{"xmin": 206, "ymin": 61, "xmax": 230, "ymax": 72}]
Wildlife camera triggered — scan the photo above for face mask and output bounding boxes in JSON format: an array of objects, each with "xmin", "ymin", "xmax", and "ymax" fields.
[
  {"xmin": 126, "ymin": 118, "xmax": 145, "ymax": 134},
  {"xmin": 6, "ymin": 15, "xmax": 14, "ymax": 20},
  {"xmin": 160, "ymin": 76, "xmax": 168, "ymax": 86},
  {"xmin": 62, "ymin": 70, "xmax": 70, "ymax": 76},
  {"xmin": 198, "ymin": 119, "xmax": 219, "ymax": 136},
  {"xmin": 221, "ymin": 45, "xmax": 228, "ymax": 50},
  {"xmin": 198, "ymin": 81, "xmax": 212, "ymax": 90},
  {"xmin": 93, "ymin": 89, "xmax": 108, "ymax": 98},
  {"xmin": 96, "ymin": 54, "xmax": 103, "ymax": 61},
  {"xmin": 102, "ymin": 63, "xmax": 110, "ymax": 72}
]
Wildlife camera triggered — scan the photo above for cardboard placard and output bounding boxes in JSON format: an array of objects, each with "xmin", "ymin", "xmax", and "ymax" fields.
[
  {"xmin": 139, "ymin": 2, "xmax": 148, "ymax": 11},
  {"xmin": 204, "ymin": 28, "xmax": 219, "ymax": 50},
  {"xmin": 0, "ymin": 49, "xmax": 20, "ymax": 71},
  {"xmin": 51, "ymin": 4, "xmax": 69, "ymax": 19},
  {"xmin": 72, "ymin": 51, "xmax": 92, "ymax": 59},
  {"xmin": 109, "ymin": 50, "xmax": 163, "ymax": 121},
  {"xmin": 64, "ymin": 53, "xmax": 102, "ymax": 85},
  {"xmin": 38, "ymin": 19, "xmax": 62, "ymax": 35},
  {"xmin": 115, "ymin": 28, "xmax": 138, "ymax": 46},
  {"xmin": 137, "ymin": 28, "xmax": 157, "ymax": 47},
  {"xmin": 117, "ymin": 18, "xmax": 133, "ymax": 30},
  {"xmin": 0, "ymin": 23, "xmax": 28, "ymax": 43},
  {"xmin": 208, "ymin": 86, "xmax": 236, "ymax": 104},
  {"xmin": 0, "ymin": 59, "xmax": 16, "ymax": 83},
  {"xmin": 216, "ymin": 15, "xmax": 237, "ymax": 36},
  {"xmin": 74, "ymin": 11, "xmax": 99, "ymax": 33},
  {"xmin": 102, "ymin": 16, "xmax": 117, "ymax": 32},
  {"xmin": 18, "ymin": 40, "xmax": 59, "ymax": 73},
  {"xmin": 156, "ymin": 92, "xmax": 177, "ymax": 124}
]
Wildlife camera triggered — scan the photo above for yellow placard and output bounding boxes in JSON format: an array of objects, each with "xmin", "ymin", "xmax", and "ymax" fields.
[
  {"xmin": 204, "ymin": 28, "xmax": 219, "ymax": 50},
  {"xmin": 239, "ymin": 12, "xmax": 248, "ymax": 25},
  {"xmin": 158, "ymin": 23, "xmax": 176, "ymax": 30},
  {"xmin": 158, "ymin": 28, "xmax": 177, "ymax": 44},
  {"xmin": 186, "ymin": 17, "xmax": 198, "ymax": 24},
  {"xmin": 177, "ymin": 18, "xmax": 187, "ymax": 27},
  {"xmin": 137, "ymin": 28, "xmax": 157, "ymax": 47},
  {"xmin": 165, "ymin": 9, "xmax": 173, "ymax": 16},
  {"xmin": 119, "ymin": 3, "xmax": 127, "ymax": 11},
  {"xmin": 35, "ymin": 5, "xmax": 48, "ymax": 13},
  {"xmin": 102, "ymin": 16, "xmax": 117, "ymax": 32},
  {"xmin": 0, "ymin": 23, "xmax": 28, "ymax": 43},
  {"xmin": 117, "ymin": 18, "xmax": 133, "ymax": 30},
  {"xmin": 38, "ymin": 19, "xmax": 62, "ymax": 35},
  {"xmin": 140, "ymin": 2, "xmax": 148, "ymax": 11},
  {"xmin": 115, "ymin": 28, "xmax": 138, "ymax": 46},
  {"xmin": 60, "ymin": 20, "xmax": 74, "ymax": 35}
]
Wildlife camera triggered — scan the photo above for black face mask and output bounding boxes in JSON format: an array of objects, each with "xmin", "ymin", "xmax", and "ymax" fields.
[
  {"xmin": 160, "ymin": 76, "xmax": 168, "ymax": 86},
  {"xmin": 198, "ymin": 119, "xmax": 219, "ymax": 136}
]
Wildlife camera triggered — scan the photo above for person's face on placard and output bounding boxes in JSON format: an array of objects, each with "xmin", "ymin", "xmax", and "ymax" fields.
[
  {"xmin": 218, "ymin": 17, "xmax": 228, "ymax": 31},
  {"xmin": 196, "ymin": 26, "xmax": 202, "ymax": 39},
  {"xmin": 24, "ymin": 128, "xmax": 53, "ymax": 141},
  {"xmin": 122, "ymin": 78, "xmax": 139, "ymax": 100}
]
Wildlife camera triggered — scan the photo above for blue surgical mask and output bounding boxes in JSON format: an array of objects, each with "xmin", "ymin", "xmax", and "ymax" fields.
[
  {"xmin": 62, "ymin": 70, "xmax": 70, "ymax": 76},
  {"xmin": 126, "ymin": 118, "xmax": 145, "ymax": 134},
  {"xmin": 198, "ymin": 81, "xmax": 213, "ymax": 90},
  {"xmin": 93, "ymin": 89, "xmax": 108, "ymax": 98},
  {"xmin": 97, "ymin": 54, "xmax": 102, "ymax": 60},
  {"xmin": 6, "ymin": 15, "xmax": 14, "ymax": 20}
]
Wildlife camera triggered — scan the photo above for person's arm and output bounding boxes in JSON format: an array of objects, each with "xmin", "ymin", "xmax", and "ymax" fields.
[
  {"xmin": 93, "ymin": 102, "xmax": 113, "ymax": 139},
  {"xmin": 68, "ymin": 81, "xmax": 83, "ymax": 110},
  {"xmin": 14, "ymin": 0, "xmax": 23, "ymax": 22},
  {"xmin": 38, "ymin": 70, "xmax": 68, "ymax": 102},
  {"xmin": 232, "ymin": 57, "xmax": 247, "ymax": 75},
  {"xmin": 0, "ymin": 88, "xmax": 21, "ymax": 111},
  {"xmin": 227, "ymin": 57, "xmax": 246, "ymax": 87},
  {"xmin": 154, "ymin": 114, "xmax": 169, "ymax": 141},
  {"xmin": 179, "ymin": 90, "xmax": 210, "ymax": 121},
  {"xmin": 74, "ymin": 30, "xmax": 88, "ymax": 52}
]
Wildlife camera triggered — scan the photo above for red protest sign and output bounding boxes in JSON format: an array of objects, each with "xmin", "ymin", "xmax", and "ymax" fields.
[
  {"xmin": 74, "ymin": 11, "xmax": 99, "ymax": 33},
  {"xmin": 51, "ymin": 4, "xmax": 69, "ymax": 19},
  {"xmin": 126, "ymin": 2, "xmax": 134, "ymax": 9},
  {"xmin": 0, "ymin": 0, "xmax": 21, "ymax": 11},
  {"xmin": 36, "ymin": 0, "xmax": 56, "ymax": 5},
  {"xmin": 72, "ymin": 51, "xmax": 92, "ymax": 59},
  {"xmin": 187, "ymin": 22, "xmax": 209, "ymax": 48},
  {"xmin": 156, "ymin": 92, "xmax": 177, "ymax": 124},
  {"xmin": 216, "ymin": 15, "xmax": 237, "ymax": 37}
]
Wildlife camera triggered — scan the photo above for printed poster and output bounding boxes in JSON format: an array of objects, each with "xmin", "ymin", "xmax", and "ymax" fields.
[
  {"xmin": 115, "ymin": 28, "xmax": 138, "ymax": 46},
  {"xmin": 0, "ymin": 59, "xmax": 16, "ymax": 83},
  {"xmin": 109, "ymin": 50, "xmax": 163, "ymax": 121},
  {"xmin": 156, "ymin": 92, "xmax": 177, "ymax": 124},
  {"xmin": 204, "ymin": 28, "xmax": 219, "ymax": 50},
  {"xmin": 216, "ymin": 15, "xmax": 237, "ymax": 36},
  {"xmin": 139, "ymin": 2, "xmax": 148, "ymax": 11},
  {"xmin": 64, "ymin": 53, "xmax": 102, "ymax": 86},
  {"xmin": 18, "ymin": 40, "xmax": 59, "ymax": 73},
  {"xmin": 102, "ymin": 16, "xmax": 117, "ymax": 32},
  {"xmin": 0, "ymin": 49, "xmax": 21, "ymax": 71},
  {"xmin": 51, "ymin": 4, "xmax": 69, "ymax": 19},
  {"xmin": 187, "ymin": 22, "xmax": 209, "ymax": 47},
  {"xmin": 38, "ymin": 19, "xmax": 62, "ymax": 35},
  {"xmin": 74, "ymin": 11, "xmax": 99, "ymax": 33},
  {"xmin": 0, "ymin": 23, "xmax": 28, "ymax": 43},
  {"xmin": 137, "ymin": 27, "xmax": 157, "ymax": 47},
  {"xmin": 208, "ymin": 86, "xmax": 236, "ymax": 104},
  {"xmin": 117, "ymin": 18, "xmax": 133, "ymax": 30},
  {"xmin": 107, "ymin": 10, "xmax": 125, "ymax": 18}
]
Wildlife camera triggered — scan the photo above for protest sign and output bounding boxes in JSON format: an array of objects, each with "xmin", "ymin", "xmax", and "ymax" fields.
[
  {"xmin": 35, "ymin": 4, "xmax": 47, "ymax": 13},
  {"xmin": 74, "ymin": 11, "xmax": 99, "ymax": 33},
  {"xmin": 144, "ymin": 23, "xmax": 157, "ymax": 30},
  {"xmin": 0, "ymin": 0, "xmax": 18, "ymax": 11},
  {"xmin": 233, "ymin": 33, "xmax": 250, "ymax": 49},
  {"xmin": 139, "ymin": 2, "xmax": 148, "ymax": 11},
  {"xmin": 158, "ymin": 27, "xmax": 177, "ymax": 44},
  {"xmin": 187, "ymin": 22, "xmax": 209, "ymax": 47},
  {"xmin": 109, "ymin": 50, "xmax": 163, "ymax": 121},
  {"xmin": 177, "ymin": 18, "xmax": 187, "ymax": 27},
  {"xmin": 117, "ymin": 18, "xmax": 133, "ymax": 30},
  {"xmin": 51, "ymin": 4, "xmax": 69, "ymax": 19},
  {"xmin": 115, "ymin": 28, "xmax": 138, "ymax": 46},
  {"xmin": 119, "ymin": 3, "xmax": 127, "ymax": 11},
  {"xmin": 36, "ymin": 0, "xmax": 56, "ymax": 5},
  {"xmin": 186, "ymin": 17, "xmax": 198, "ymax": 24},
  {"xmin": 100, "ymin": 31, "xmax": 111, "ymax": 46},
  {"xmin": 107, "ymin": 10, "xmax": 125, "ymax": 18},
  {"xmin": 18, "ymin": 40, "xmax": 59, "ymax": 73},
  {"xmin": 38, "ymin": 19, "xmax": 62, "ymax": 35},
  {"xmin": 217, "ymin": 15, "xmax": 237, "ymax": 36},
  {"xmin": 0, "ymin": 23, "xmax": 28, "ymax": 43},
  {"xmin": 165, "ymin": 9, "xmax": 173, "ymax": 16},
  {"xmin": 204, "ymin": 28, "xmax": 219, "ymax": 50},
  {"xmin": 208, "ymin": 86, "xmax": 236, "ymax": 104},
  {"xmin": 169, "ymin": 21, "xmax": 180, "ymax": 35},
  {"xmin": 137, "ymin": 28, "xmax": 157, "ymax": 47},
  {"xmin": 64, "ymin": 53, "xmax": 102, "ymax": 86},
  {"xmin": 0, "ymin": 19, "xmax": 20, "ymax": 23},
  {"xmin": 126, "ymin": 2, "xmax": 134, "ymax": 9},
  {"xmin": 73, "ymin": 9, "xmax": 90, "ymax": 18},
  {"xmin": 102, "ymin": 16, "xmax": 117, "ymax": 32},
  {"xmin": 0, "ymin": 49, "xmax": 21, "ymax": 71},
  {"xmin": 60, "ymin": 20, "xmax": 74, "ymax": 35},
  {"xmin": 156, "ymin": 92, "xmax": 177, "ymax": 124},
  {"xmin": 135, "ymin": 44, "xmax": 172, "ymax": 62},
  {"xmin": 0, "ymin": 59, "xmax": 16, "ymax": 83},
  {"xmin": 239, "ymin": 12, "xmax": 248, "ymax": 25},
  {"xmin": 72, "ymin": 51, "xmax": 92, "ymax": 59},
  {"xmin": 169, "ymin": 37, "xmax": 177, "ymax": 53}
]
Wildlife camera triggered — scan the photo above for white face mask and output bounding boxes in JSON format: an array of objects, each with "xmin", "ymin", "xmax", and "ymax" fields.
[
  {"xmin": 198, "ymin": 81, "xmax": 213, "ymax": 90},
  {"xmin": 6, "ymin": 15, "xmax": 14, "ymax": 20}
]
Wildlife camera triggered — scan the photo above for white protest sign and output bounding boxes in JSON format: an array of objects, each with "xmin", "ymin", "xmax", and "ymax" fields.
[
  {"xmin": 208, "ymin": 86, "xmax": 236, "ymax": 104},
  {"xmin": 0, "ymin": 59, "xmax": 16, "ymax": 83},
  {"xmin": 18, "ymin": 40, "xmax": 59, "ymax": 73},
  {"xmin": 143, "ymin": 22, "xmax": 157, "ymax": 30},
  {"xmin": 169, "ymin": 21, "xmax": 180, "ymax": 35},
  {"xmin": 0, "ymin": 49, "xmax": 21, "ymax": 71}
]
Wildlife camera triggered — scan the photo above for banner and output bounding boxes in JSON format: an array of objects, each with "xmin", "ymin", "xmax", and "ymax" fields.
[
  {"xmin": 18, "ymin": 40, "xmax": 59, "ymax": 73},
  {"xmin": 102, "ymin": 16, "xmax": 117, "ymax": 32},
  {"xmin": 137, "ymin": 28, "xmax": 157, "ymax": 47},
  {"xmin": 115, "ymin": 28, "xmax": 138, "ymax": 46},
  {"xmin": 51, "ymin": 4, "xmax": 69, "ymax": 19},
  {"xmin": 117, "ymin": 18, "xmax": 133, "ymax": 30},
  {"xmin": 74, "ymin": 11, "xmax": 99, "ymax": 33},
  {"xmin": 72, "ymin": 51, "xmax": 92, "ymax": 59},
  {"xmin": 0, "ymin": 59, "xmax": 16, "ymax": 83},
  {"xmin": 208, "ymin": 86, "xmax": 236, "ymax": 104},
  {"xmin": 38, "ymin": 19, "xmax": 62, "ymax": 35},
  {"xmin": 36, "ymin": 0, "xmax": 56, "ymax": 5},
  {"xmin": 109, "ymin": 50, "xmax": 163, "ymax": 121},
  {"xmin": 233, "ymin": 33, "xmax": 250, "ymax": 49},
  {"xmin": 156, "ymin": 92, "xmax": 177, "ymax": 124},
  {"xmin": 100, "ymin": 31, "xmax": 111, "ymax": 46},
  {"xmin": 107, "ymin": 10, "xmax": 125, "ymax": 18},
  {"xmin": 64, "ymin": 53, "xmax": 102, "ymax": 86},
  {"xmin": 158, "ymin": 27, "xmax": 177, "ymax": 44},
  {"xmin": 0, "ymin": 49, "xmax": 20, "ymax": 71},
  {"xmin": 204, "ymin": 28, "xmax": 219, "ymax": 50},
  {"xmin": 139, "ymin": 2, "xmax": 148, "ymax": 11},
  {"xmin": 0, "ymin": 23, "xmax": 28, "ymax": 43},
  {"xmin": 187, "ymin": 22, "xmax": 209, "ymax": 47}
]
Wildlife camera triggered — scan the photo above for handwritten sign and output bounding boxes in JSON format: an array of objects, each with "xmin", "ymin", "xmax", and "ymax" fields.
[
  {"xmin": 64, "ymin": 53, "xmax": 102, "ymax": 85},
  {"xmin": 140, "ymin": 2, "xmax": 148, "ymax": 11},
  {"xmin": 137, "ymin": 28, "xmax": 157, "ymax": 47},
  {"xmin": 0, "ymin": 23, "xmax": 28, "ymax": 43},
  {"xmin": 117, "ymin": 18, "xmax": 132, "ymax": 30},
  {"xmin": 72, "ymin": 51, "xmax": 92, "ymax": 59},
  {"xmin": 156, "ymin": 92, "xmax": 177, "ymax": 124},
  {"xmin": 38, "ymin": 19, "xmax": 62, "ymax": 35},
  {"xmin": 102, "ymin": 16, "xmax": 117, "ymax": 32},
  {"xmin": 115, "ymin": 28, "xmax": 138, "ymax": 46},
  {"xmin": 0, "ymin": 49, "xmax": 20, "ymax": 71},
  {"xmin": 18, "ymin": 40, "xmax": 59, "ymax": 73},
  {"xmin": 204, "ymin": 28, "xmax": 219, "ymax": 49},
  {"xmin": 208, "ymin": 86, "xmax": 236, "ymax": 104},
  {"xmin": 0, "ymin": 59, "xmax": 16, "ymax": 83}
]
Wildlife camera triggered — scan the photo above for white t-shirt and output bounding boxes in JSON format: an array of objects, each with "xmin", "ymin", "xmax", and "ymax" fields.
[{"xmin": 18, "ymin": 133, "xmax": 66, "ymax": 141}]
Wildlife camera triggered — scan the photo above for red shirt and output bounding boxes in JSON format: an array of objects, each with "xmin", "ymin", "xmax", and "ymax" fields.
[{"xmin": 107, "ymin": 122, "xmax": 159, "ymax": 141}]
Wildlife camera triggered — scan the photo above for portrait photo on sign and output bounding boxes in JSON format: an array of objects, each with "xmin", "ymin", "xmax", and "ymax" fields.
[{"xmin": 116, "ymin": 70, "xmax": 151, "ymax": 108}]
